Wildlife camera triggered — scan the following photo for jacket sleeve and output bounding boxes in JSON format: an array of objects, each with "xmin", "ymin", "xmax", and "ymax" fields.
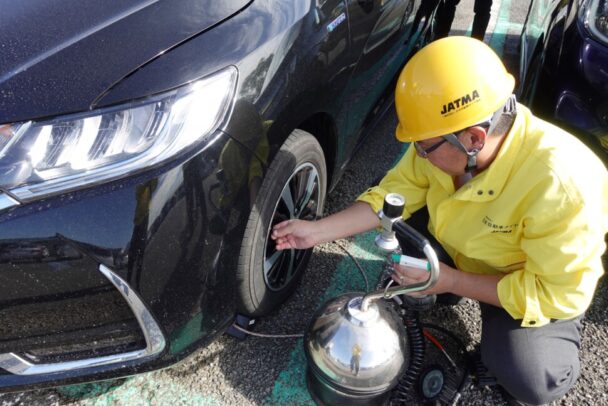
[
  {"xmin": 497, "ymin": 174, "xmax": 607, "ymax": 327},
  {"xmin": 356, "ymin": 146, "xmax": 430, "ymax": 217}
]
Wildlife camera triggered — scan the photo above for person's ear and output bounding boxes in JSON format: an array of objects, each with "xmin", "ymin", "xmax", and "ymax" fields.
[{"xmin": 464, "ymin": 126, "xmax": 487, "ymax": 150}]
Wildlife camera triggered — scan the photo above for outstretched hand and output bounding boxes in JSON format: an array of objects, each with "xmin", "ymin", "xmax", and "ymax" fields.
[
  {"xmin": 270, "ymin": 202, "xmax": 380, "ymax": 251},
  {"xmin": 271, "ymin": 219, "xmax": 318, "ymax": 250}
]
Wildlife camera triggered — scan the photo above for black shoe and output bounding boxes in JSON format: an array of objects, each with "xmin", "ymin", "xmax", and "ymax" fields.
[{"xmin": 468, "ymin": 346, "xmax": 497, "ymax": 388}]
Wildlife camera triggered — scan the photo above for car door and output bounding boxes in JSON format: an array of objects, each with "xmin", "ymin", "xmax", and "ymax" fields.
[
  {"xmin": 518, "ymin": 0, "xmax": 572, "ymax": 103},
  {"xmin": 340, "ymin": 0, "xmax": 419, "ymax": 164}
]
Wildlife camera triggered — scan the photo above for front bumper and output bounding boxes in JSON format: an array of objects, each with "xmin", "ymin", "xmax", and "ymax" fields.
[
  {"xmin": 0, "ymin": 264, "xmax": 165, "ymax": 375},
  {"xmin": 0, "ymin": 130, "xmax": 258, "ymax": 392}
]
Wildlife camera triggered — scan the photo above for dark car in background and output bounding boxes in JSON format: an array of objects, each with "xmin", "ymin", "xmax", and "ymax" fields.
[
  {"xmin": 0, "ymin": 0, "xmax": 437, "ymax": 392},
  {"xmin": 517, "ymin": 0, "xmax": 608, "ymax": 157}
]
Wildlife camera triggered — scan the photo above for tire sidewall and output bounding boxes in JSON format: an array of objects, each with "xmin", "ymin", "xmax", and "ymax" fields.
[{"xmin": 237, "ymin": 130, "xmax": 326, "ymax": 316}]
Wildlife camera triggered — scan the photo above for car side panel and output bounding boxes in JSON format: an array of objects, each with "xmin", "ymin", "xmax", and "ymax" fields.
[
  {"xmin": 340, "ymin": 0, "xmax": 421, "ymax": 168},
  {"xmin": 518, "ymin": 0, "xmax": 570, "ymax": 107}
]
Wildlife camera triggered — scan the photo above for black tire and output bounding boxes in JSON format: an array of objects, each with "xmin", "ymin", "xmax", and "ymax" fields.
[{"xmin": 237, "ymin": 130, "xmax": 327, "ymax": 317}]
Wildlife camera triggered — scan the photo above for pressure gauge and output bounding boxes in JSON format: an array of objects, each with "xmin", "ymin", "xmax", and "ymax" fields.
[{"xmin": 383, "ymin": 193, "xmax": 405, "ymax": 218}]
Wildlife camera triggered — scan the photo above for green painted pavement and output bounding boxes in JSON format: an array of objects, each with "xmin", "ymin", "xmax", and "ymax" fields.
[
  {"xmin": 58, "ymin": 374, "xmax": 221, "ymax": 406},
  {"xmin": 489, "ymin": 0, "xmax": 513, "ymax": 54}
]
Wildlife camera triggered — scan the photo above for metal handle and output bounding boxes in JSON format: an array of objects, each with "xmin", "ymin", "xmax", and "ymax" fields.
[{"xmin": 360, "ymin": 220, "xmax": 440, "ymax": 311}]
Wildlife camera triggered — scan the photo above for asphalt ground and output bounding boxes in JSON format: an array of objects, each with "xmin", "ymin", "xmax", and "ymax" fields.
[{"xmin": 2, "ymin": 1, "xmax": 608, "ymax": 405}]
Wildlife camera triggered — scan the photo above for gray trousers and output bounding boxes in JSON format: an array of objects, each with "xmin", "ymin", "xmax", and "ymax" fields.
[
  {"xmin": 480, "ymin": 303, "xmax": 583, "ymax": 405},
  {"xmin": 403, "ymin": 208, "xmax": 583, "ymax": 405}
]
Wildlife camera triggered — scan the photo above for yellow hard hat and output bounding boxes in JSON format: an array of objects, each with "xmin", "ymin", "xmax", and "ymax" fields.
[{"xmin": 395, "ymin": 36, "xmax": 515, "ymax": 142}]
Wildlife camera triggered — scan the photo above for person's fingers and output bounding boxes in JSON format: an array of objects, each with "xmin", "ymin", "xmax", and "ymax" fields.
[
  {"xmin": 273, "ymin": 235, "xmax": 289, "ymax": 250},
  {"xmin": 271, "ymin": 220, "xmax": 294, "ymax": 239},
  {"xmin": 273, "ymin": 219, "xmax": 292, "ymax": 229},
  {"xmin": 392, "ymin": 264, "xmax": 428, "ymax": 287},
  {"xmin": 391, "ymin": 274, "xmax": 406, "ymax": 284},
  {"xmin": 397, "ymin": 275, "xmax": 416, "ymax": 283},
  {"xmin": 275, "ymin": 241, "xmax": 290, "ymax": 251},
  {"xmin": 395, "ymin": 263, "xmax": 427, "ymax": 279},
  {"xmin": 275, "ymin": 242, "xmax": 289, "ymax": 251},
  {"xmin": 392, "ymin": 264, "xmax": 408, "ymax": 279},
  {"xmin": 391, "ymin": 265, "xmax": 403, "ymax": 283},
  {"xmin": 392, "ymin": 266, "xmax": 409, "ymax": 283},
  {"xmin": 392, "ymin": 276, "xmax": 421, "ymax": 287}
]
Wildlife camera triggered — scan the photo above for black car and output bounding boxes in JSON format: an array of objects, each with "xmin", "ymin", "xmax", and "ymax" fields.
[
  {"xmin": 0, "ymin": 0, "xmax": 436, "ymax": 392},
  {"xmin": 517, "ymin": 0, "xmax": 608, "ymax": 157}
]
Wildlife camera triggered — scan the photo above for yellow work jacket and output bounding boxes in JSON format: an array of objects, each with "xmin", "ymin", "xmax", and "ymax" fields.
[{"xmin": 357, "ymin": 105, "xmax": 608, "ymax": 327}]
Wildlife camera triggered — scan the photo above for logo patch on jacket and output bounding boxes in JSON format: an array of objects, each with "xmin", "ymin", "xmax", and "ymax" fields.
[
  {"xmin": 440, "ymin": 90, "xmax": 480, "ymax": 117},
  {"xmin": 482, "ymin": 216, "xmax": 518, "ymax": 234}
]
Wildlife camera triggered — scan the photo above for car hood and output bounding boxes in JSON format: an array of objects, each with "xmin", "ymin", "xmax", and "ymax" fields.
[{"xmin": 0, "ymin": 0, "xmax": 251, "ymax": 124}]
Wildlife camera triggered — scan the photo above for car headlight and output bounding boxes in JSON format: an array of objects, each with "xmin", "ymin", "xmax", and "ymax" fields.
[
  {"xmin": 0, "ymin": 66, "xmax": 237, "ymax": 202},
  {"xmin": 583, "ymin": 0, "xmax": 608, "ymax": 44}
]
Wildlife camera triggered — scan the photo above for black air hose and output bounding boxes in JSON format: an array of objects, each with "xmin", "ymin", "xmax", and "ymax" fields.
[{"xmin": 390, "ymin": 310, "xmax": 425, "ymax": 403}]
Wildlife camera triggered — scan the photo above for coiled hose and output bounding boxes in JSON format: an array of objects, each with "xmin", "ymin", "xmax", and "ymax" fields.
[{"xmin": 390, "ymin": 309, "xmax": 425, "ymax": 404}]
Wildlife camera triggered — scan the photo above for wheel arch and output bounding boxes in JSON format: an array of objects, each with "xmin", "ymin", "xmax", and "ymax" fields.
[{"xmin": 297, "ymin": 112, "xmax": 339, "ymax": 189}]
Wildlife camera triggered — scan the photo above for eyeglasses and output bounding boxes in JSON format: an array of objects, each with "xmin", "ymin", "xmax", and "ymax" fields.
[
  {"xmin": 413, "ymin": 138, "xmax": 448, "ymax": 158},
  {"xmin": 414, "ymin": 129, "xmax": 476, "ymax": 159}
]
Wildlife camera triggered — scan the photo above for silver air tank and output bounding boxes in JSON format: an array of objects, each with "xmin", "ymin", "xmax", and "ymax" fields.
[{"xmin": 304, "ymin": 193, "xmax": 440, "ymax": 405}]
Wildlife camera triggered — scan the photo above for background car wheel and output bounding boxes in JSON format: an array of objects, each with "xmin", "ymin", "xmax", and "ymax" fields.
[{"xmin": 237, "ymin": 129, "xmax": 327, "ymax": 317}]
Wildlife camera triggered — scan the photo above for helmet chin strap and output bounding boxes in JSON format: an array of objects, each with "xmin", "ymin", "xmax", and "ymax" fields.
[
  {"xmin": 449, "ymin": 94, "xmax": 519, "ymax": 173},
  {"xmin": 443, "ymin": 134, "xmax": 481, "ymax": 172},
  {"xmin": 465, "ymin": 149, "xmax": 480, "ymax": 173}
]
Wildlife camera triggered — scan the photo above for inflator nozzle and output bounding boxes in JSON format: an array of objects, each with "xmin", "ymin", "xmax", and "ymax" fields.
[
  {"xmin": 361, "ymin": 193, "xmax": 440, "ymax": 311},
  {"xmin": 375, "ymin": 193, "xmax": 405, "ymax": 251}
]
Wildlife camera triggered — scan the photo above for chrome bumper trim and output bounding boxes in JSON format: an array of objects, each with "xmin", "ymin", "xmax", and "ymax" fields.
[{"xmin": 0, "ymin": 265, "xmax": 166, "ymax": 375}]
